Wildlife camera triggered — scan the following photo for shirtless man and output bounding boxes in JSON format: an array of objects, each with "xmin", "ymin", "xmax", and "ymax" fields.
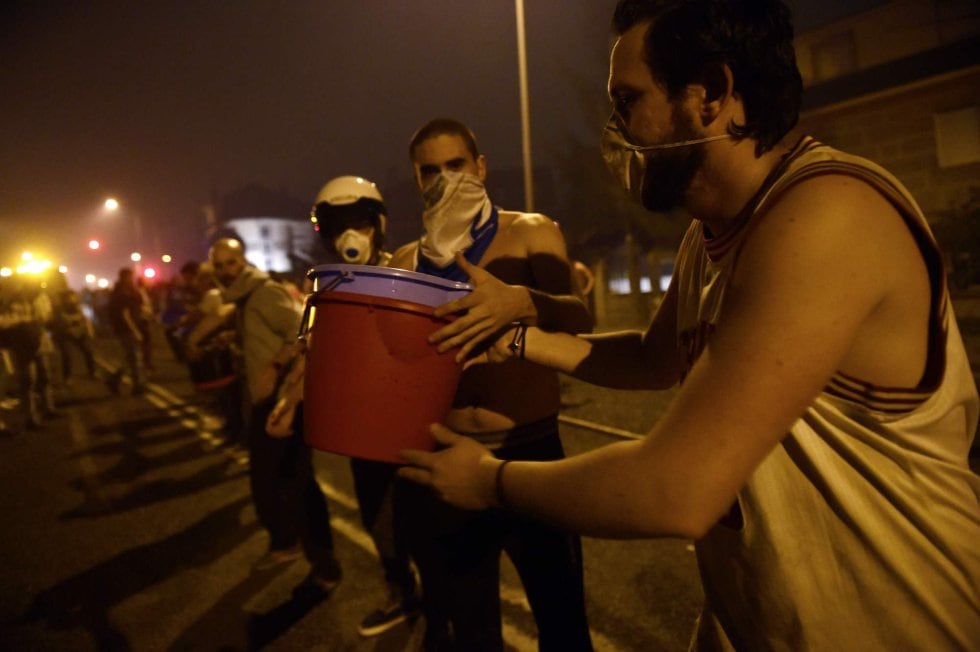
[
  {"xmin": 389, "ymin": 118, "xmax": 594, "ymax": 651},
  {"xmin": 401, "ymin": 2, "xmax": 980, "ymax": 650}
]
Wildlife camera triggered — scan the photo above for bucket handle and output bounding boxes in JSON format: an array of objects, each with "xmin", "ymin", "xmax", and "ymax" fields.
[{"xmin": 297, "ymin": 270, "xmax": 355, "ymax": 340}]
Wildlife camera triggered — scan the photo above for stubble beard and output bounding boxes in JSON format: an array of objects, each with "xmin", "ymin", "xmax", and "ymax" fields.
[{"xmin": 640, "ymin": 109, "xmax": 707, "ymax": 214}]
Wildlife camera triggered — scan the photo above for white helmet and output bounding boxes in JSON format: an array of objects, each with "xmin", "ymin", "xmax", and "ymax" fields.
[
  {"xmin": 311, "ymin": 175, "xmax": 387, "ymax": 264},
  {"xmin": 314, "ymin": 175, "xmax": 384, "ymax": 206}
]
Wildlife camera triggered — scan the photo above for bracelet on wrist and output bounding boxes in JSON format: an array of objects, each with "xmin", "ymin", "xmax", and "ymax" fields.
[{"xmin": 507, "ymin": 324, "xmax": 527, "ymax": 360}]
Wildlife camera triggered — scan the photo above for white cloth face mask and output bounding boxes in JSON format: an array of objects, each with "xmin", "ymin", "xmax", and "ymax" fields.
[
  {"xmin": 600, "ymin": 112, "xmax": 732, "ymax": 201},
  {"xmin": 334, "ymin": 228, "xmax": 374, "ymax": 265},
  {"xmin": 419, "ymin": 171, "xmax": 493, "ymax": 268}
]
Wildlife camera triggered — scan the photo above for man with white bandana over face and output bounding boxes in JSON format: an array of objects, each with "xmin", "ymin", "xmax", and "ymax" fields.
[
  {"xmin": 389, "ymin": 118, "xmax": 595, "ymax": 651},
  {"xmin": 399, "ymin": 1, "xmax": 980, "ymax": 650}
]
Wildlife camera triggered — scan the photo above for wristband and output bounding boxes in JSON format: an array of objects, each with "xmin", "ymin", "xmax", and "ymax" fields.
[{"xmin": 494, "ymin": 459, "xmax": 512, "ymax": 509}]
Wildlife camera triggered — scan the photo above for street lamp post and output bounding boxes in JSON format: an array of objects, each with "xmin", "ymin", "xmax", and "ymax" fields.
[
  {"xmin": 104, "ymin": 197, "xmax": 144, "ymax": 263},
  {"xmin": 515, "ymin": 0, "xmax": 534, "ymax": 212}
]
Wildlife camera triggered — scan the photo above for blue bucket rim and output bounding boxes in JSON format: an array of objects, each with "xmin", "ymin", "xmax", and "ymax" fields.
[{"xmin": 307, "ymin": 263, "xmax": 472, "ymax": 293}]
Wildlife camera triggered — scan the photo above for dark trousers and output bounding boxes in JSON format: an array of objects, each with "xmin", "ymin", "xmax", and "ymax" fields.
[
  {"xmin": 350, "ymin": 457, "xmax": 417, "ymax": 601},
  {"xmin": 248, "ymin": 399, "xmax": 337, "ymax": 577},
  {"xmin": 213, "ymin": 378, "xmax": 246, "ymax": 444},
  {"xmin": 57, "ymin": 333, "xmax": 96, "ymax": 378},
  {"xmin": 401, "ymin": 421, "xmax": 593, "ymax": 652},
  {"xmin": 13, "ymin": 355, "xmax": 41, "ymax": 427},
  {"xmin": 112, "ymin": 330, "xmax": 145, "ymax": 388}
]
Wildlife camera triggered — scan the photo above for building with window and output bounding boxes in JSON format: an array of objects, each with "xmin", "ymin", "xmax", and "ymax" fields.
[{"xmin": 793, "ymin": 0, "xmax": 980, "ymax": 227}]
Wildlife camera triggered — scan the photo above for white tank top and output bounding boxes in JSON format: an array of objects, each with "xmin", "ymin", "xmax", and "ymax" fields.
[{"xmin": 675, "ymin": 136, "xmax": 980, "ymax": 650}]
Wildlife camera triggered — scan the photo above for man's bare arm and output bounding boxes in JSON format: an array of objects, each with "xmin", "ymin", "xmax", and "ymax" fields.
[
  {"xmin": 492, "ymin": 278, "xmax": 682, "ymax": 390},
  {"xmin": 430, "ymin": 215, "xmax": 592, "ymax": 361},
  {"xmin": 403, "ymin": 176, "xmax": 919, "ymax": 538},
  {"xmin": 519, "ymin": 214, "xmax": 594, "ymax": 333},
  {"xmin": 186, "ymin": 310, "xmax": 232, "ymax": 349}
]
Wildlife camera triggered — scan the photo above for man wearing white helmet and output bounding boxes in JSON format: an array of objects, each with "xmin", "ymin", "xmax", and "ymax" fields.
[
  {"xmin": 272, "ymin": 175, "xmax": 422, "ymax": 637},
  {"xmin": 311, "ymin": 175, "xmax": 391, "ymax": 267},
  {"xmin": 302, "ymin": 176, "xmax": 419, "ymax": 636}
]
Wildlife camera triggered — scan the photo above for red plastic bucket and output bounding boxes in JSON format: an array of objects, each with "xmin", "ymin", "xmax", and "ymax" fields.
[{"xmin": 302, "ymin": 290, "xmax": 463, "ymax": 463}]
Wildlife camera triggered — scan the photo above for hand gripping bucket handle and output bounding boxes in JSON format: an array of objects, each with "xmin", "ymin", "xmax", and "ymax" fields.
[{"xmin": 297, "ymin": 268, "xmax": 355, "ymax": 340}]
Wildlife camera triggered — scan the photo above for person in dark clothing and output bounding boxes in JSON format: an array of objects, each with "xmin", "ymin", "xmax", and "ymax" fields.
[
  {"xmin": 106, "ymin": 268, "xmax": 146, "ymax": 394},
  {"xmin": 210, "ymin": 238, "xmax": 341, "ymax": 595},
  {"xmin": 53, "ymin": 289, "xmax": 96, "ymax": 382},
  {"xmin": 269, "ymin": 175, "xmax": 421, "ymax": 637}
]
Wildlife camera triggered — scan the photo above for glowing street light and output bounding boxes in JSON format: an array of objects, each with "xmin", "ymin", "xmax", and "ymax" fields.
[
  {"xmin": 104, "ymin": 197, "xmax": 143, "ymax": 256},
  {"xmin": 161, "ymin": 254, "xmax": 172, "ymax": 263},
  {"xmin": 143, "ymin": 267, "xmax": 157, "ymax": 279},
  {"xmin": 130, "ymin": 252, "xmax": 142, "ymax": 262},
  {"xmin": 0, "ymin": 268, "xmax": 12, "ymax": 278},
  {"xmin": 58, "ymin": 265, "xmax": 68, "ymax": 274},
  {"xmin": 88, "ymin": 239, "xmax": 101, "ymax": 250},
  {"xmin": 85, "ymin": 274, "xmax": 97, "ymax": 284},
  {"xmin": 97, "ymin": 278, "xmax": 110, "ymax": 289},
  {"xmin": 17, "ymin": 259, "xmax": 52, "ymax": 275}
]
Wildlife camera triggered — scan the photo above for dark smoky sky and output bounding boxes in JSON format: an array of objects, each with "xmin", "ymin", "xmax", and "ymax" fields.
[{"xmin": 0, "ymin": 0, "xmax": 883, "ymax": 281}]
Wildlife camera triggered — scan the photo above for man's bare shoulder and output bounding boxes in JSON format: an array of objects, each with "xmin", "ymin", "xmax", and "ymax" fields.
[
  {"xmin": 753, "ymin": 173, "xmax": 911, "ymax": 258},
  {"xmin": 389, "ymin": 241, "xmax": 419, "ymax": 270},
  {"xmin": 499, "ymin": 210, "xmax": 557, "ymax": 232},
  {"xmin": 498, "ymin": 210, "xmax": 564, "ymax": 252},
  {"xmin": 733, "ymin": 171, "xmax": 928, "ymax": 368}
]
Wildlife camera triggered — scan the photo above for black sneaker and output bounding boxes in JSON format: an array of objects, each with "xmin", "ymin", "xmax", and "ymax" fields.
[
  {"xmin": 252, "ymin": 544, "xmax": 302, "ymax": 571},
  {"xmin": 291, "ymin": 567, "xmax": 342, "ymax": 601},
  {"xmin": 357, "ymin": 597, "xmax": 421, "ymax": 637}
]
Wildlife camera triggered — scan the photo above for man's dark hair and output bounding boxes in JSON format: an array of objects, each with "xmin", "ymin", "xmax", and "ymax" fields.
[
  {"xmin": 409, "ymin": 118, "xmax": 481, "ymax": 161},
  {"xmin": 613, "ymin": 0, "xmax": 802, "ymax": 155}
]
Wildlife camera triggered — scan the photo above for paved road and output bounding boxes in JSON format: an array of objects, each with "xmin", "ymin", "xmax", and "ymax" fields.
[{"xmin": 0, "ymin": 330, "xmax": 703, "ymax": 651}]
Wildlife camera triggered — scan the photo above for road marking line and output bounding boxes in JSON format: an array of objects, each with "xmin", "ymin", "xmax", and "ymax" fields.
[
  {"xmin": 499, "ymin": 584, "xmax": 620, "ymax": 651},
  {"xmin": 328, "ymin": 513, "xmax": 375, "ymax": 553},
  {"xmin": 148, "ymin": 384, "xmax": 183, "ymax": 406},
  {"xmin": 500, "ymin": 583, "xmax": 531, "ymax": 611},
  {"xmin": 559, "ymin": 414, "xmax": 644, "ymax": 440},
  {"xmin": 501, "ymin": 621, "xmax": 537, "ymax": 651},
  {"xmin": 317, "ymin": 479, "xmax": 358, "ymax": 511}
]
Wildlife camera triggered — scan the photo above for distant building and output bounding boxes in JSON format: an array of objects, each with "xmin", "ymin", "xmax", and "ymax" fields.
[
  {"xmin": 793, "ymin": 0, "xmax": 980, "ymax": 218},
  {"xmin": 224, "ymin": 217, "xmax": 313, "ymax": 274},
  {"xmin": 208, "ymin": 183, "xmax": 319, "ymax": 276}
]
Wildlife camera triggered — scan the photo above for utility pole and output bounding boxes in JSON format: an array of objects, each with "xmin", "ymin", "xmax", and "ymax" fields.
[{"xmin": 515, "ymin": 0, "xmax": 534, "ymax": 212}]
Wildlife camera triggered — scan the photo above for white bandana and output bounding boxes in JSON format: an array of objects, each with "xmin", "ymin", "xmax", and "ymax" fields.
[{"xmin": 419, "ymin": 171, "xmax": 493, "ymax": 268}]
